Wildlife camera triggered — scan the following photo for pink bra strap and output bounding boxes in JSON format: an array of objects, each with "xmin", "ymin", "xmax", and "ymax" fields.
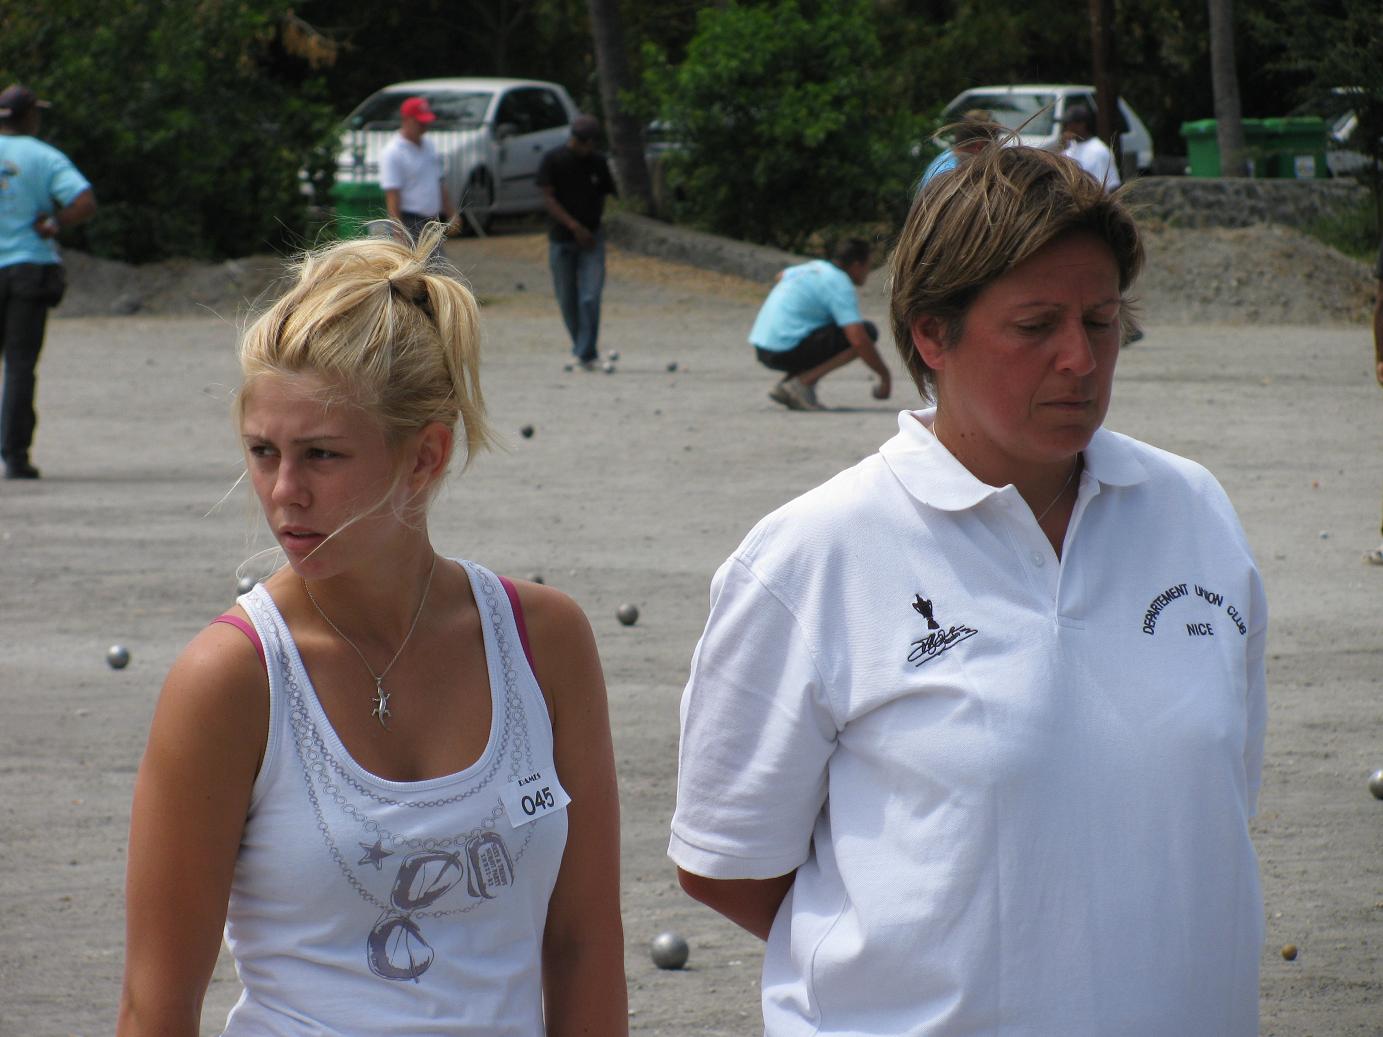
[
  {"xmin": 498, "ymin": 575, "xmax": 537, "ymax": 674},
  {"xmin": 211, "ymin": 613, "xmax": 266, "ymax": 670}
]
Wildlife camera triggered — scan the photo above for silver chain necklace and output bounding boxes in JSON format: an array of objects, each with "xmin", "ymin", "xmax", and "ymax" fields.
[
  {"xmin": 303, "ymin": 555, "xmax": 438, "ymax": 730},
  {"xmin": 931, "ymin": 415, "xmax": 1079, "ymax": 524},
  {"xmin": 1034, "ymin": 460, "xmax": 1080, "ymax": 523}
]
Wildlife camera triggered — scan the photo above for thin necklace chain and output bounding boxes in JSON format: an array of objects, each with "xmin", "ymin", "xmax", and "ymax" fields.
[
  {"xmin": 932, "ymin": 414, "xmax": 1079, "ymax": 524},
  {"xmin": 303, "ymin": 554, "xmax": 438, "ymax": 730},
  {"xmin": 1033, "ymin": 460, "xmax": 1080, "ymax": 523}
]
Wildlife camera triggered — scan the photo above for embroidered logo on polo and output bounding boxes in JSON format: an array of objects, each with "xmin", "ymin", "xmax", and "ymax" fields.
[
  {"xmin": 1140, "ymin": 581, "xmax": 1248, "ymax": 637},
  {"xmin": 908, "ymin": 592, "xmax": 978, "ymax": 667}
]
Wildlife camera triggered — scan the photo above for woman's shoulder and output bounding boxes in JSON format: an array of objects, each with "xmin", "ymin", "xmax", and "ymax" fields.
[{"xmin": 739, "ymin": 453, "xmax": 895, "ymax": 556}]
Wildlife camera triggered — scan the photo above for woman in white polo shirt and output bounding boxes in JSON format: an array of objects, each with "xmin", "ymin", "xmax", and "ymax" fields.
[{"xmin": 670, "ymin": 144, "xmax": 1266, "ymax": 1036}]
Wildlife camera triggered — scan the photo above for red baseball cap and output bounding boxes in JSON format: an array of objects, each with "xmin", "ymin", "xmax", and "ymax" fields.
[{"xmin": 400, "ymin": 96, "xmax": 436, "ymax": 124}]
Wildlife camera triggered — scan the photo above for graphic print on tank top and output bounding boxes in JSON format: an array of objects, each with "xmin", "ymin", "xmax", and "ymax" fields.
[{"xmin": 283, "ymin": 564, "xmax": 539, "ymax": 983}]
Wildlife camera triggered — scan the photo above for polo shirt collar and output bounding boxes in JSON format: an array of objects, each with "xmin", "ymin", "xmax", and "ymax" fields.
[{"xmin": 879, "ymin": 409, "xmax": 1148, "ymax": 512}]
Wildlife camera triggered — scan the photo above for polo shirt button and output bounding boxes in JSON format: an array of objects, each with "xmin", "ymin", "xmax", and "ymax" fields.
[{"xmin": 1031, "ymin": 551, "xmax": 1045, "ymax": 567}]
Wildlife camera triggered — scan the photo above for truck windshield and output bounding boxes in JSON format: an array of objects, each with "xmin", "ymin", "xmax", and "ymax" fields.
[
  {"xmin": 946, "ymin": 92, "xmax": 1056, "ymax": 136},
  {"xmin": 350, "ymin": 90, "xmax": 492, "ymax": 129}
]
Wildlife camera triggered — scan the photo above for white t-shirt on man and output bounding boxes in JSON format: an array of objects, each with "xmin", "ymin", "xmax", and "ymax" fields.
[
  {"xmin": 380, "ymin": 134, "xmax": 444, "ymax": 216},
  {"xmin": 671, "ymin": 410, "xmax": 1266, "ymax": 1036},
  {"xmin": 1063, "ymin": 134, "xmax": 1122, "ymax": 190}
]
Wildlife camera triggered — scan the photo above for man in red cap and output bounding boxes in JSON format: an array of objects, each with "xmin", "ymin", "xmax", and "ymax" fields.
[
  {"xmin": 0, "ymin": 84, "xmax": 96, "ymax": 479},
  {"xmin": 381, "ymin": 95, "xmax": 455, "ymax": 244}
]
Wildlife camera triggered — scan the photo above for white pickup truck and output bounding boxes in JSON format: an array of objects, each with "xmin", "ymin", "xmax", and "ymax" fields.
[{"xmin": 334, "ymin": 77, "xmax": 580, "ymax": 231}]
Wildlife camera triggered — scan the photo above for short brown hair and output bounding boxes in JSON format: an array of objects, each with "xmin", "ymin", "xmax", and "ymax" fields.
[{"xmin": 889, "ymin": 144, "xmax": 1143, "ymax": 398}]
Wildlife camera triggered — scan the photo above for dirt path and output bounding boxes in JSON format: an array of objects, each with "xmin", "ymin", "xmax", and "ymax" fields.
[{"xmin": 1, "ymin": 231, "xmax": 1380, "ymax": 1035}]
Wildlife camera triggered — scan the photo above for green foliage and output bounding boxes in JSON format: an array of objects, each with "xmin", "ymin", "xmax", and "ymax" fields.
[
  {"xmin": 1253, "ymin": 0, "xmax": 1383, "ymax": 235},
  {"xmin": 642, "ymin": 0, "xmax": 922, "ymax": 251},
  {"xmin": 1, "ymin": 0, "xmax": 340, "ymax": 262},
  {"xmin": 1304, "ymin": 191, "xmax": 1379, "ymax": 261}
]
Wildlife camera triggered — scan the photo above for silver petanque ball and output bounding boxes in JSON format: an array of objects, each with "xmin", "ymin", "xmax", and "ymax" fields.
[
  {"xmin": 616, "ymin": 603, "xmax": 639, "ymax": 626},
  {"xmin": 603, "ymin": 361, "xmax": 616, "ymax": 374},
  {"xmin": 650, "ymin": 931, "xmax": 689, "ymax": 970},
  {"xmin": 1368, "ymin": 769, "xmax": 1383, "ymax": 800},
  {"xmin": 520, "ymin": 424, "xmax": 535, "ymax": 439},
  {"xmin": 106, "ymin": 644, "xmax": 131, "ymax": 670},
  {"xmin": 236, "ymin": 574, "xmax": 258, "ymax": 595},
  {"xmin": 666, "ymin": 361, "xmax": 678, "ymax": 372},
  {"xmin": 607, "ymin": 350, "xmax": 621, "ymax": 362}
]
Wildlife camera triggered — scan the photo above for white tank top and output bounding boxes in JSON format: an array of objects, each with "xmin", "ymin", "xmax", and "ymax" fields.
[{"xmin": 222, "ymin": 560, "xmax": 568, "ymax": 1036}]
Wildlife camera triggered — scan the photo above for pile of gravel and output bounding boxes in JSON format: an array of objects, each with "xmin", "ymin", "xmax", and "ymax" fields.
[{"xmin": 53, "ymin": 221, "xmax": 1375, "ymax": 327}]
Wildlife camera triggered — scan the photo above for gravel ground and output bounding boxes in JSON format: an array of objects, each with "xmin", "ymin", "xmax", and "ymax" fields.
[{"xmin": 4, "ymin": 219, "xmax": 1380, "ymax": 1036}]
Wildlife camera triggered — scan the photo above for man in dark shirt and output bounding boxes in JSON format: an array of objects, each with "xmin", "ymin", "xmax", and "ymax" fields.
[{"xmin": 536, "ymin": 114, "xmax": 617, "ymax": 368}]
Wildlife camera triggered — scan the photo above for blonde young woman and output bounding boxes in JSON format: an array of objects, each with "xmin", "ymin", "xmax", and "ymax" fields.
[{"xmin": 118, "ymin": 227, "xmax": 626, "ymax": 1036}]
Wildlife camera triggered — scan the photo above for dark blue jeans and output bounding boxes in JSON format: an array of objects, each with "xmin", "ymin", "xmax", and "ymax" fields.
[
  {"xmin": 0, "ymin": 263, "xmax": 62, "ymax": 467},
  {"xmin": 548, "ymin": 231, "xmax": 606, "ymax": 362}
]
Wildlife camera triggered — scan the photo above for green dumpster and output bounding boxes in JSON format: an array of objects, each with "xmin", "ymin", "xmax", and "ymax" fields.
[
  {"xmin": 330, "ymin": 181, "xmax": 388, "ymax": 238},
  {"xmin": 1179, "ymin": 118, "xmax": 1273, "ymax": 177},
  {"xmin": 1261, "ymin": 116, "xmax": 1329, "ymax": 179}
]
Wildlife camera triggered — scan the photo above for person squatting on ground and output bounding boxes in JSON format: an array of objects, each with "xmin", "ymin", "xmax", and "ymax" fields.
[
  {"xmin": 1060, "ymin": 104, "xmax": 1122, "ymax": 191},
  {"xmin": 749, "ymin": 237, "xmax": 892, "ymax": 411},
  {"xmin": 913, "ymin": 108, "xmax": 1001, "ymax": 194},
  {"xmin": 1367, "ymin": 237, "xmax": 1383, "ymax": 565},
  {"xmin": 537, "ymin": 114, "xmax": 617, "ymax": 369},
  {"xmin": 671, "ymin": 145, "xmax": 1267, "ymax": 1036},
  {"xmin": 117, "ymin": 226, "xmax": 626, "ymax": 1036},
  {"xmin": 0, "ymin": 83, "xmax": 95, "ymax": 480},
  {"xmin": 381, "ymin": 96, "xmax": 456, "ymax": 244}
]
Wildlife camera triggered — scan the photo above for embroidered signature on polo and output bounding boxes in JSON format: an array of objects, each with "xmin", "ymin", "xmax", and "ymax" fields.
[{"xmin": 907, "ymin": 591, "xmax": 978, "ymax": 666}]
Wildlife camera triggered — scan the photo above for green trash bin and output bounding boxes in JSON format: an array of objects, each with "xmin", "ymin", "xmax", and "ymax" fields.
[
  {"xmin": 1260, "ymin": 116, "xmax": 1329, "ymax": 179},
  {"xmin": 330, "ymin": 181, "xmax": 388, "ymax": 239},
  {"xmin": 1179, "ymin": 118, "xmax": 1273, "ymax": 177}
]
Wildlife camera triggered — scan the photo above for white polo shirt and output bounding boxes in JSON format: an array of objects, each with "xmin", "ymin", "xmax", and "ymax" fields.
[
  {"xmin": 379, "ymin": 134, "xmax": 444, "ymax": 216},
  {"xmin": 670, "ymin": 410, "xmax": 1266, "ymax": 1037}
]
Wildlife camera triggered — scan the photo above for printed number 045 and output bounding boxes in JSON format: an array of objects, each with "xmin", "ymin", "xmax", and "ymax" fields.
[{"xmin": 521, "ymin": 786, "xmax": 555, "ymax": 815}]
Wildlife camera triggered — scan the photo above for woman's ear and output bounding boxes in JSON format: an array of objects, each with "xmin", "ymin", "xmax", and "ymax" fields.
[
  {"xmin": 409, "ymin": 421, "xmax": 454, "ymax": 489},
  {"xmin": 910, "ymin": 316, "xmax": 950, "ymax": 372}
]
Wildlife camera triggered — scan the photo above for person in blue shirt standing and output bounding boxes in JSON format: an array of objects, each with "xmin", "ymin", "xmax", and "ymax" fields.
[
  {"xmin": 749, "ymin": 238, "xmax": 891, "ymax": 411},
  {"xmin": 0, "ymin": 84, "xmax": 95, "ymax": 479}
]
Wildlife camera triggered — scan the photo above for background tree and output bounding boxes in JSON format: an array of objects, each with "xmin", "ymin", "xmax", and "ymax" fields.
[
  {"xmin": 642, "ymin": 0, "xmax": 921, "ymax": 250},
  {"xmin": 1253, "ymin": 0, "xmax": 1383, "ymax": 237},
  {"xmin": 1207, "ymin": 0, "xmax": 1249, "ymax": 175},
  {"xmin": 1, "ymin": 0, "xmax": 341, "ymax": 262},
  {"xmin": 587, "ymin": 0, "xmax": 655, "ymax": 213}
]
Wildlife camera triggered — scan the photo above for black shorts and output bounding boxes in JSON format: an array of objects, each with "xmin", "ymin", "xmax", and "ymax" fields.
[{"xmin": 755, "ymin": 320, "xmax": 877, "ymax": 376}]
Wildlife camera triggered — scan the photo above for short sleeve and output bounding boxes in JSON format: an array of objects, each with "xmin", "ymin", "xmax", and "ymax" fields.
[
  {"xmin": 669, "ymin": 555, "xmax": 838, "ymax": 880},
  {"xmin": 46, "ymin": 150, "xmax": 90, "ymax": 208},
  {"xmin": 1242, "ymin": 566, "xmax": 1268, "ymax": 817},
  {"xmin": 378, "ymin": 144, "xmax": 403, "ymax": 191},
  {"xmin": 535, "ymin": 150, "xmax": 555, "ymax": 190},
  {"xmin": 824, "ymin": 268, "xmax": 862, "ymax": 328}
]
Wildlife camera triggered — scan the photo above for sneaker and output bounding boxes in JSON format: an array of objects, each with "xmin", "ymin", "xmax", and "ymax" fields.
[
  {"xmin": 577, "ymin": 358, "xmax": 599, "ymax": 372},
  {"xmin": 1364, "ymin": 546, "xmax": 1383, "ymax": 566},
  {"xmin": 4, "ymin": 460, "xmax": 39, "ymax": 479},
  {"xmin": 768, "ymin": 376, "xmax": 824, "ymax": 411}
]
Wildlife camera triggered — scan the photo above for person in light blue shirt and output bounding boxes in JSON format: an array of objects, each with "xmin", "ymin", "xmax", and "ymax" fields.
[
  {"xmin": 913, "ymin": 110, "xmax": 1000, "ymax": 198},
  {"xmin": 749, "ymin": 238, "xmax": 891, "ymax": 411},
  {"xmin": 0, "ymin": 84, "xmax": 95, "ymax": 479}
]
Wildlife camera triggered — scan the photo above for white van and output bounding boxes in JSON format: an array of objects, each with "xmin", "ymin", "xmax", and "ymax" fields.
[
  {"xmin": 335, "ymin": 77, "xmax": 579, "ymax": 230},
  {"xmin": 940, "ymin": 84, "xmax": 1155, "ymax": 175}
]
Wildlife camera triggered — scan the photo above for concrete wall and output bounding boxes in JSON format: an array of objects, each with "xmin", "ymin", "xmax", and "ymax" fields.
[
  {"xmin": 1123, "ymin": 176, "xmax": 1369, "ymax": 230},
  {"xmin": 607, "ymin": 176, "xmax": 1370, "ymax": 282}
]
